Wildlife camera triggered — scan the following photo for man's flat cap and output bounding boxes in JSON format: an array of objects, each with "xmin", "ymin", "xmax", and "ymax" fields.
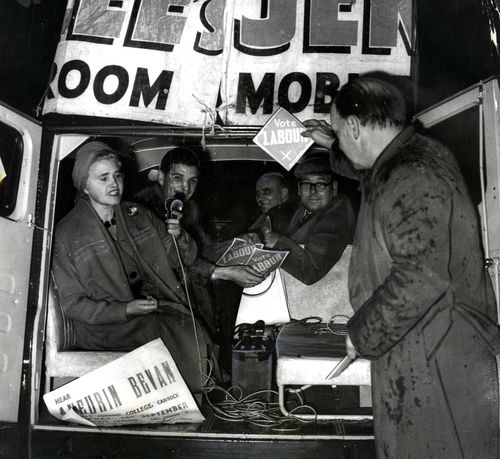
[{"xmin": 293, "ymin": 153, "xmax": 333, "ymax": 178}]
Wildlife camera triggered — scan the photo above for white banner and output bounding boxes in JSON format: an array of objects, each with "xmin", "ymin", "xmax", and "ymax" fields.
[
  {"xmin": 43, "ymin": 0, "xmax": 414, "ymax": 127},
  {"xmin": 222, "ymin": 0, "xmax": 413, "ymax": 125},
  {"xmin": 43, "ymin": 0, "xmax": 224, "ymax": 126},
  {"xmin": 43, "ymin": 339, "xmax": 204, "ymax": 426}
]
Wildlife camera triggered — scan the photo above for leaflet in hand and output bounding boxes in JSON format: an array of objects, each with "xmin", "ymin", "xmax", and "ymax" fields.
[{"xmin": 217, "ymin": 238, "xmax": 288, "ymax": 274}]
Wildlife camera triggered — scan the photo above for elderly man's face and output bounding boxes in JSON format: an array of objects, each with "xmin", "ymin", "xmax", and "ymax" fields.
[
  {"xmin": 158, "ymin": 163, "xmax": 199, "ymax": 202},
  {"xmin": 298, "ymin": 174, "xmax": 337, "ymax": 212},
  {"xmin": 255, "ymin": 176, "xmax": 287, "ymax": 213},
  {"xmin": 330, "ymin": 105, "xmax": 365, "ymax": 169}
]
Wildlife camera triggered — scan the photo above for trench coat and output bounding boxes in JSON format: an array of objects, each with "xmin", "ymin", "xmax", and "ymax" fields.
[
  {"xmin": 345, "ymin": 127, "xmax": 499, "ymax": 458},
  {"xmin": 52, "ymin": 198, "xmax": 209, "ymax": 392}
]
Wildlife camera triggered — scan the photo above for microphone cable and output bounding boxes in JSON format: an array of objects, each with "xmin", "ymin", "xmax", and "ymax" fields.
[
  {"xmin": 165, "ymin": 196, "xmax": 208, "ymax": 390},
  {"xmin": 171, "ymin": 227, "xmax": 206, "ymax": 391}
]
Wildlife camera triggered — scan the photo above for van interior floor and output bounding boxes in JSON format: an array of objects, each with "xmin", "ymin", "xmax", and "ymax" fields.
[{"xmin": 36, "ymin": 385, "xmax": 373, "ymax": 438}]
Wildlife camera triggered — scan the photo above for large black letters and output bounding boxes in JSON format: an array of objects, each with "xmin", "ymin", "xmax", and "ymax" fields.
[
  {"xmin": 278, "ymin": 73, "xmax": 311, "ymax": 113},
  {"xmin": 58, "ymin": 60, "xmax": 91, "ymax": 99},
  {"xmin": 130, "ymin": 69, "xmax": 174, "ymax": 110},
  {"xmin": 94, "ymin": 65, "xmax": 129, "ymax": 104},
  {"xmin": 236, "ymin": 73, "xmax": 275, "ymax": 114}
]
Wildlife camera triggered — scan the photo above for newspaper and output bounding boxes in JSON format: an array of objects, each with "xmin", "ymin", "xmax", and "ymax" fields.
[
  {"xmin": 43, "ymin": 339, "xmax": 204, "ymax": 426},
  {"xmin": 216, "ymin": 238, "xmax": 288, "ymax": 274}
]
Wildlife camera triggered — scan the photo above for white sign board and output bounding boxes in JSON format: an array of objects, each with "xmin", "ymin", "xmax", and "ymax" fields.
[
  {"xmin": 223, "ymin": 0, "xmax": 413, "ymax": 126},
  {"xmin": 253, "ymin": 107, "xmax": 314, "ymax": 170},
  {"xmin": 43, "ymin": 0, "xmax": 223, "ymax": 126},
  {"xmin": 44, "ymin": 0, "xmax": 414, "ymax": 127}
]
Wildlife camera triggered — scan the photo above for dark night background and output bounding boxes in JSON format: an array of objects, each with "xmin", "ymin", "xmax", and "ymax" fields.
[
  {"xmin": 0, "ymin": 1, "xmax": 65, "ymax": 117},
  {"xmin": 0, "ymin": 0, "xmax": 499, "ymax": 119}
]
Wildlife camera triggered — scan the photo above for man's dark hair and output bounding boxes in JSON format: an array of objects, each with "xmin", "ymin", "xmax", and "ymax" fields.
[
  {"xmin": 334, "ymin": 77, "xmax": 406, "ymax": 129},
  {"xmin": 159, "ymin": 147, "xmax": 200, "ymax": 174}
]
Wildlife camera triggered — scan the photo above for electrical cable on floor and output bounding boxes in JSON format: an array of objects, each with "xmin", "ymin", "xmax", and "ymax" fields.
[
  {"xmin": 200, "ymin": 359, "xmax": 319, "ymax": 430},
  {"xmin": 170, "ymin": 257, "xmax": 340, "ymax": 429}
]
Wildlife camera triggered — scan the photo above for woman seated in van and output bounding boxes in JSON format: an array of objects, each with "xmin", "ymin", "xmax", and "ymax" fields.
[{"xmin": 52, "ymin": 141, "xmax": 209, "ymax": 392}]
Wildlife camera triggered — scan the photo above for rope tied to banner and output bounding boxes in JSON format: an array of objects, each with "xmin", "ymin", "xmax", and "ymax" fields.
[{"xmin": 192, "ymin": 94, "xmax": 234, "ymax": 150}]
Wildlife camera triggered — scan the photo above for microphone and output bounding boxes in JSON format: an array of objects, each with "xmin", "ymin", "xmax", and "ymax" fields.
[
  {"xmin": 165, "ymin": 193, "xmax": 184, "ymax": 217},
  {"xmin": 170, "ymin": 198, "xmax": 184, "ymax": 213}
]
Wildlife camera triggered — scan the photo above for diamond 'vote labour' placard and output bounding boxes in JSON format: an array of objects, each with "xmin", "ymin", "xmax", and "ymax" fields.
[{"xmin": 253, "ymin": 107, "xmax": 314, "ymax": 170}]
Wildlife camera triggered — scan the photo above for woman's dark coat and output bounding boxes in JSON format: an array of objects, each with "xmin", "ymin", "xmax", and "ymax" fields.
[{"xmin": 53, "ymin": 199, "xmax": 208, "ymax": 392}]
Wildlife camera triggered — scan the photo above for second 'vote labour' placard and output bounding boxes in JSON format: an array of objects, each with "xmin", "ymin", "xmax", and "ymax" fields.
[{"xmin": 253, "ymin": 107, "xmax": 314, "ymax": 170}]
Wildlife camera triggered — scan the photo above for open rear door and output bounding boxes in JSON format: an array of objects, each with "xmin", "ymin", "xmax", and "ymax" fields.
[
  {"xmin": 0, "ymin": 103, "xmax": 41, "ymax": 422},
  {"xmin": 415, "ymin": 77, "xmax": 500, "ymax": 320}
]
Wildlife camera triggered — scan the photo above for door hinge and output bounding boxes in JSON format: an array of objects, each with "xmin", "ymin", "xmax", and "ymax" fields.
[{"xmin": 27, "ymin": 214, "xmax": 50, "ymax": 231}]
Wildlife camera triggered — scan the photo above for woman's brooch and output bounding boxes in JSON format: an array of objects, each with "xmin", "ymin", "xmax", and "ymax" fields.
[{"xmin": 128, "ymin": 206, "xmax": 138, "ymax": 217}]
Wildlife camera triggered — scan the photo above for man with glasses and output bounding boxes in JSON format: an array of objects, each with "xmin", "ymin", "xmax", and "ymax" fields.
[{"xmin": 263, "ymin": 153, "xmax": 356, "ymax": 285}]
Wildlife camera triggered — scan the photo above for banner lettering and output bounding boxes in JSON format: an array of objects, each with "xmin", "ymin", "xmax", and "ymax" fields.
[{"xmin": 43, "ymin": 0, "xmax": 414, "ymax": 126}]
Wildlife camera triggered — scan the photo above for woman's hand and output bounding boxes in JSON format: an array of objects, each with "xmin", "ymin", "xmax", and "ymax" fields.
[
  {"xmin": 126, "ymin": 296, "xmax": 158, "ymax": 317},
  {"xmin": 302, "ymin": 119, "xmax": 336, "ymax": 149}
]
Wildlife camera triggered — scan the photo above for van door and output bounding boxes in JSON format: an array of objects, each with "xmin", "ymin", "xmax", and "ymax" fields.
[
  {"xmin": 0, "ymin": 102, "xmax": 41, "ymax": 422},
  {"xmin": 415, "ymin": 76, "xmax": 500, "ymax": 318}
]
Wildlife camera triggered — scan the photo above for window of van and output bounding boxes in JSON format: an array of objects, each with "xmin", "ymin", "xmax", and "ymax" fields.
[{"xmin": 0, "ymin": 122, "xmax": 23, "ymax": 217}]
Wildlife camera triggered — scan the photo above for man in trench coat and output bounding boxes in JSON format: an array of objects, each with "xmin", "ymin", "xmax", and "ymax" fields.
[{"xmin": 303, "ymin": 76, "xmax": 499, "ymax": 458}]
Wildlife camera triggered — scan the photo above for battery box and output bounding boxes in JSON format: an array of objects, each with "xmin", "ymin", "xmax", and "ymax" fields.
[{"xmin": 231, "ymin": 321, "xmax": 278, "ymax": 400}]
